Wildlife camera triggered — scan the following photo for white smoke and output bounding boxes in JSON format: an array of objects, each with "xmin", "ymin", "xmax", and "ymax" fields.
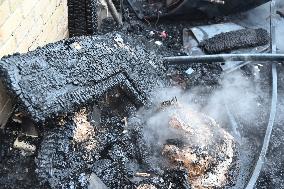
[
  {"xmin": 138, "ymin": 70, "xmax": 265, "ymax": 149},
  {"xmin": 203, "ymin": 72, "xmax": 261, "ymax": 124}
]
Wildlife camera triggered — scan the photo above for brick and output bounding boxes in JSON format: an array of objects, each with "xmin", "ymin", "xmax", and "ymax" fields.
[
  {"xmin": 13, "ymin": 20, "xmax": 32, "ymax": 44},
  {"xmin": 56, "ymin": 29, "xmax": 68, "ymax": 41},
  {"xmin": 54, "ymin": 6, "xmax": 68, "ymax": 32},
  {"xmin": 40, "ymin": 0, "xmax": 57, "ymax": 24},
  {"xmin": 44, "ymin": 23, "xmax": 58, "ymax": 44},
  {"xmin": 0, "ymin": 0, "xmax": 10, "ymax": 26},
  {"xmin": 56, "ymin": 0, "xmax": 63, "ymax": 7},
  {"xmin": 20, "ymin": 0, "xmax": 38, "ymax": 19},
  {"xmin": 16, "ymin": 24, "xmax": 43, "ymax": 53},
  {"xmin": 0, "ymin": 8, "xmax": 22, "ymax": 44},
  {"xmin": 1, "ymin": 0, "xmax": 68, "ymax": 56},
  {"xmin": 0, "ymin": 36, "xmax": 16, "ymax": 57},
  {"xmin": 28, "ymin": 40, "xmax": 40, "ymax": 51},
  {"xmin": 16, "ymin": 29, "xmax": 39, "ymax": 53},
  {"xmin": 14, "ymin": 16, "xmax": 38, "ymax": 46},
  {"xmin": 8, "ymin": 0, "xmax": 24, "ymax": 13},
  {"xmin": 34, "ymin": 0, "xmax": 50, "ymax": 23}
]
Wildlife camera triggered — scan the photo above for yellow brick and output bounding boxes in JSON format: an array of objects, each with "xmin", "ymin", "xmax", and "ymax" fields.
[
  {"xmin": 57, "ymin": 18, "xmax": 68, "ymax": 37},
  {"xmin": 13, "ymin": 18, "xmax": 33, "ymax": 44},
  {"xmin": 33, "ymin": 0, "xmax": 50, "ymax": 23},
  {"xmin": 40, "ymin": 0, "xmax": 57, "ymax": 24},
  {"xmin": 14, "ymin": 5, "xmax": 45, "ymax": 45},
  {"xmin": 8, "ymin": 0, "xmax": 24, "ymax": 13},
  {"xmin": 28, "ymin": 40, "xmax": 40, "ymax": 51},
  {"xmin": 42, "ymin": 4, "xmax": 67, "ymax": 42},
  {"xmin": 43, "ymin": 17, "xmax": 54, "ymax": 36},
  {"xmin": 56, "ymin": 0, "xmax": 62, "ymax": 7},
  {"xmin": 16, "ymin": 40, "xmax": 32, "ymax": 53},
  {"xmin": 0, "ymin": 0, "xmax": 10, "ymax": 26},
  {"xmin": 13, "ymin": 25, "xmax": 29, "ymax": 45},
  {"xmin": 55, "ymin": 6, "xmax": 67, "ymax": 32},
  {"xmin": 34, "ymin": 34, "xmax": 44, "ymax": 47},
  {"xmin": 16, "ymin": 24, "xmax": 42, "ymax": 53},
  {"xmin": 0, "ymin": 7, "xmax": 22, "ymax": 44},
  {"xmin": 44, "ymin": 25, "xmax": 58, "ymax": 43},
  {"xmin": 0, "ymin": 36, "xmax": 17, "ymax": 57},
  {"xmin": 20, "ymin": 0, "xmax": 38, "ymax": 19}
]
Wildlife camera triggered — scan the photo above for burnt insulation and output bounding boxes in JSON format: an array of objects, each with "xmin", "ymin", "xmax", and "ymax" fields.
[
  {"xmin": 199, "ymin": 28, "xmax": 270, "ymax": 54},
  {"xmin": 67, "ymin": 0, "xmax": 99, "ymax": 37},
  {"xmin": 0, "ymin": 32, "xmax": 167, "ymax": 123}
]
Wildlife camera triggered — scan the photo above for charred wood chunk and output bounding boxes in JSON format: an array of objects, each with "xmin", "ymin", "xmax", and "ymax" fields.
[
  {"xmin": 199, "ymin": 28, "xmax": 270, "ymax": 54},
  {"xmin": 36, "ymin": 106, "xmax": 152, "ymax": 188},
  {"xmin": 36, "ymin": 109, "xmax": 102, "ymax": 188},
  {"xmin": 0, "ymin": 33, "xmax": 166, "ymax": 123},
  {"xmin": 68, "ymin": 0, "xmax": 99, "ymax": 37}
]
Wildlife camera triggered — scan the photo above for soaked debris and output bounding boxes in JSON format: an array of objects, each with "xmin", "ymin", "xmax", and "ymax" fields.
[{"xmin": 1, "ymin": 1, "xmax": 284, "ymax": 189}]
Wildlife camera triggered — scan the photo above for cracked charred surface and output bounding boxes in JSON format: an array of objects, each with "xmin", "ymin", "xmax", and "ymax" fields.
[
  {"xmin": 0, "ymin": 32, "xmax": 167, "ymax": 123},
  {"xmin": 36, "ymin": 98, "xmax": 188, "ymax": 188},
  {"xmin": 35, "ymin": 99, "xmax": 152, "ymax": 189},
  {"xmin": 36, "ymin": 109, "xmax": 101, "ymax": 188}
]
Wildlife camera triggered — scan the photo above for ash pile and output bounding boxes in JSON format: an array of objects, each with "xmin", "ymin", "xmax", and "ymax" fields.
[{"xmin": 0, "ymin": 31, "xmax": 240, "ymax": 189}]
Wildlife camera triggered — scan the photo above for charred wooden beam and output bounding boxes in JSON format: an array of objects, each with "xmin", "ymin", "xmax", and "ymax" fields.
[{"xmin": 0, "ymin": 33, "xmax": 167, "ymax": 123}]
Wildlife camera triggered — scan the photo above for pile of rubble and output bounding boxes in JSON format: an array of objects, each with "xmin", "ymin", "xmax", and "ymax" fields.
[{"xmin": 2, "ymin": 1, "xmax": 284, "ymax": 188}]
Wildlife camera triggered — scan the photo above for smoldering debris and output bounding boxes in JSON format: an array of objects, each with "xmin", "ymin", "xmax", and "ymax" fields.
[
  {"xmin": 35, "ymin": 96, "xmax": 240, "ymax": 189},
  {"xmin": 1, "ymin": 1, "xmax": 284, "ymax": 189},
  {"xmin": 143, "ymin": 104, "xmax": 239, "ymax": 188}
]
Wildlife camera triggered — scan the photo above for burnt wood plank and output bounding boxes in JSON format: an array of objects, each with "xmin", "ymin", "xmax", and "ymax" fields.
[{"xmin": 0, "ymin": 33, "xmax": 167, "ymax": 123}]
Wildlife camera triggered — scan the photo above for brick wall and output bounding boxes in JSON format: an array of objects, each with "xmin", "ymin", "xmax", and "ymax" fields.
[
  {"xmin": 0, "ymin": 0, "xmax": 69, "ymax": 57},
  {"xmin": 0, "ymin": 0, "xmax": 69, "ymax": 127}
]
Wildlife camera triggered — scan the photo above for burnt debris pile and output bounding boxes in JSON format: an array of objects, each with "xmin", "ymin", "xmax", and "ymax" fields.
[
  {"xmin": 0, "ymin": 32, "xmax": 167, "ymax": 123},
  {"xmin": 35, "ymin": 98, "xmax": 239, "ymax": 188},
  {"xmin": 0, "ymin": 30, "xmax": 241, "ymax": 188}
]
